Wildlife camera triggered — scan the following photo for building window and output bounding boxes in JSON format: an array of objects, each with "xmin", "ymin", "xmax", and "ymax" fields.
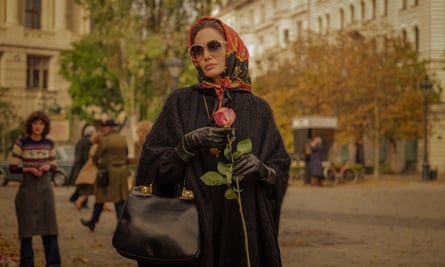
[
  {"xmin": 413, "ymin": 0, "xmax": 419, "ymax": 6},
  {"xmin": 340, "ymin": 8, "xmax": 345, "ymax": 30},
  {"xmin": 326, "ymin": 13, "xmax": 330, "ymax": 33},
  {"xmin": 414, "ymin": 26, "xmax": 419, "ymax": 52},
  {"xmin": 283, "ymin": 29, "xmax": 290, "ymax": 44},
  {"xmin": 318, "ymin": 16, "xmax": 323, "ymax": 34},
  {"xmin": 402, "ymin": 29, "xmax": 407, "ymax": 43},
  {"xmin": 25, "ymin": 0, "xmax": 41, "ymax": 29},
  {"xmin": 260, "ymin": 4, "xmax": 265, "ymax": 22},
  {"xmin": 361, "ymin": 1, "xmax": 366, "ymax": 20},
  {"xmin": 297, "ymin": 21, "xmax": 303, "ymax": 40},
  {"xmin": 350, "ymin": 4, "xmax": 355, "ymax": 23},
  {"xmin": 27, "ymin": 56, "xmax": 49, "ymax": 90},
  {"xmin": 372, "ymin": 0, "xmax": 376, "ymax": 19}
]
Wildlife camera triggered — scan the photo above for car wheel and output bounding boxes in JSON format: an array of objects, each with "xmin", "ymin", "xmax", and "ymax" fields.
[
  {"xmin": 0, "ymin": 169, "xmax": 7, "ymax": 186},
  {"xmin": 52, "ymin": 171, "xmax": 67, "ymax": 186},
  {"xmin": 342, "ymin": 169, "xmax": 357, "ymax": 183}
]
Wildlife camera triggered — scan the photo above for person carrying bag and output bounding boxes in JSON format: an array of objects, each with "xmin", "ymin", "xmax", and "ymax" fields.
[{"xmin": 80, "ymin": 119, "xmax": 130, "ymax": 232}]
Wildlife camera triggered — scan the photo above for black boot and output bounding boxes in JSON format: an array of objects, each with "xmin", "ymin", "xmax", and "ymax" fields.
[
  {"xmin": 69, "ymin": 188, "xmax": 80, "ymax": 202},
  {"xmin": 80, "ymin": 203, "xmax": 103, "ymax": 232},
  {"xmin": 80, "ymin": 218, "xmax": 95, "ymax": 231}
]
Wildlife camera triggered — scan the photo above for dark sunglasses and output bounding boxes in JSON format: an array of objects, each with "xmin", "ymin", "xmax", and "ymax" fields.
[{"xmin": 189, "ymin": 40, "xmax": 227, "ymax": 58}]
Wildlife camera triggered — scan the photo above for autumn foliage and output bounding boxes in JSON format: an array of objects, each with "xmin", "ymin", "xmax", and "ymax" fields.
[{"xmin": 254, "ymin": 25, "xmax": 434, "ymax": 162}]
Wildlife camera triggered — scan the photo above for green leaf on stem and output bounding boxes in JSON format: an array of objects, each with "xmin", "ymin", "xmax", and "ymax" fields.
[
  {"xmin": 224, "ymin": 188, "xmax": 237, "ymax": 199},
  {"xmin": 224, "ymin": 147, "xmax": 232, "ymax": 160},
  {"xmin": 237, "ymin": 138, "xmax": 252, "ymax": 155},
  {"xmin": 232, "ymin": 151, "xmax": 242, "ymax": 159},
  {"xmin": 201, "ymin": 171, "xmax": 226, "ymax": 186},
  {"xmin": 217, "ymin": 162, "xmax": 233, "ymax": 184}
]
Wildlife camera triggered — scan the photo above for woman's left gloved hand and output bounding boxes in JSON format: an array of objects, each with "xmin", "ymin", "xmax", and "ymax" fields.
[{"xmin": 233, "ymin": 154, "xmax": 276, "ymax": 184}]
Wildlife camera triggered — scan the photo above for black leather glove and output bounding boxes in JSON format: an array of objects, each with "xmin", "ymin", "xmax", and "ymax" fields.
[
  {"xmin": 233, "ymin": 154, "xmax": 277, "ymax": 184},
  {"xmin": 176, "ymin": 127, "xmax": 232, "ymax": 161}
]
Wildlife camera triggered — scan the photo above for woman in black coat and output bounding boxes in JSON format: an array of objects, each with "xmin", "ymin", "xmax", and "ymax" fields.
[
  {"xmin": 310, "ymin": 136, "xmax": 324, "ymax": 186},
  {"xmin": 136, "ymin": 16, "xmax": 290, "ymax": 267}
]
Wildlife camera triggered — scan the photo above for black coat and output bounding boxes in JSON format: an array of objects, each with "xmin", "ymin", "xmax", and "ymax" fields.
[
  {"xmin": 310, "ymin": 143, "xmax": 324, "ymax": 178},
  {"xmin": 136, "ymin": 85, "xmax": 290, "ymax": 267},
  {"xmin": 68, "ymin": 136, "xmax": 92, "ymax": 185}
]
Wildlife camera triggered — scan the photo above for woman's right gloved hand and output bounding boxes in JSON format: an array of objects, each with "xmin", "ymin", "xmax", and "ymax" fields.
[{"xmin": 176, "ymin": 127, "xmax": 232, "ymax": 161}]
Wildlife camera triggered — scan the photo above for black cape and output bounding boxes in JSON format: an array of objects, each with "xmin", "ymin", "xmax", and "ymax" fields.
[{"xmin": 136, "ymin": 85, "xmax": 290, "ymax": 267}]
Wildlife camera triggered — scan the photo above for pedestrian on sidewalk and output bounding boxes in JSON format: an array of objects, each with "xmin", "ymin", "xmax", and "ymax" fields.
[
  {"xmin": 310, "ymin": 136, "xmax": 324, "ymax": 186},
  {"xmin": 80, "ymin": 119, "xmax": 130, "ymax": 231},
  {"xmin": 9, "ymin": 111, "xmax": 61, "ymax": 267},
  {"xmin": 135, "ymin": 16, "xmax": 290, "ymax": 267},
  {"xmin": 68, "ymin": 124, "xmax": 97, "ymax": 208},
  {"xmin": 73, "ymin": 132, "xmax": 101, "ymax": 210},
  {"xmin": 303, "ymin": 140, "xmax": 312, "ymax": 185}
]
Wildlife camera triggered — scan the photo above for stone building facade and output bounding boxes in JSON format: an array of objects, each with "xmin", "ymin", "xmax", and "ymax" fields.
[
  {"xmin": 216, "ymin": 0, "xmax": 445, "ymax": 175},
  {"xmin": 0, "ymin": 0, "xmax": 89, "ymax": 143}
]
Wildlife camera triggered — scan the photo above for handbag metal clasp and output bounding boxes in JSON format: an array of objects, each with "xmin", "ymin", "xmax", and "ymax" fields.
[
  {"xmin": 136, "ymin": 185, "xmax": 153, "ymax": 195},
  {"xmin": 180, "ymin": 189, "xmax": 195, "ymax": 200}
]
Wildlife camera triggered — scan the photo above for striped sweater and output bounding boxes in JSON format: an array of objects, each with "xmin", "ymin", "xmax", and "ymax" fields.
[{"xmin": 9, "ymin": 136, "xmax": 57, "ymax": 173}]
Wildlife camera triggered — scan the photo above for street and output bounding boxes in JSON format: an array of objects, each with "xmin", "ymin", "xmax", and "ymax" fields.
[{"xmin": 1, "ymin": 176, "xmax": 445, "ymax": 267}]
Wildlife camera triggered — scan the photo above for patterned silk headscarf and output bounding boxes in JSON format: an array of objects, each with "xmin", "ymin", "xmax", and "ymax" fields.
[{"xmin": 188, "ymin": 16, "xmax": 252, "ymax": 92}]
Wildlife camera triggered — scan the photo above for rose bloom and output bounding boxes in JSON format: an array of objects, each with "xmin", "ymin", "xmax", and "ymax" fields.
[{"xmin": 213, "ymin": 107, "xmax": 236, "ymax": 128}]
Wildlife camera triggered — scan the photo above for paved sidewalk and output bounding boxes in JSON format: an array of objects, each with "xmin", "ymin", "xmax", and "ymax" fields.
[
  {"xmin": 0, "ymin": 175, "xmax": 444, "ymax": 266},
  {"xmin": 281, "ymin": 175, "xmax": 445, "ymax": 267}
]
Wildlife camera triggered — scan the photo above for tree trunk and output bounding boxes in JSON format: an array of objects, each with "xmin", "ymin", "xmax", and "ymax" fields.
[{"xmin": 373, "ymin": 97, "xmax": 380, "ymax": 179}]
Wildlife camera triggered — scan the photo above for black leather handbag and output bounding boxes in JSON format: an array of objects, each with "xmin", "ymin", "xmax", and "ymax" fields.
[
  {"xmin": 96, "ymin": 168, "xmax": 109, "ymax": 187},
  {"xmin": 112, "ymin": 185, "xmax": 200, "ymax": 265}
]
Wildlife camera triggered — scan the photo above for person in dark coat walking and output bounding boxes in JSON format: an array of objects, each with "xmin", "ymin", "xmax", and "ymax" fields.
[
  {"xmin": 310, "ymin": 136, "xmax": 324, "ymax": 186},
  {"xmin": 135, "ymin": 16, "xmax": 290, "ymax": 267},
  {"xmin": 68, "ymin": 124, "xmax": 96, "ymax": 206},
  {"xmin": 80, "ymin": 119, "xmax": 130, "ymax": 231},
  {"xmin": 303, "ymin": 140, "xmax": 312, "ymax": 185},
  {"xmin": 9, "ymin": 111, "xmax": 61, "ymax": 267}
]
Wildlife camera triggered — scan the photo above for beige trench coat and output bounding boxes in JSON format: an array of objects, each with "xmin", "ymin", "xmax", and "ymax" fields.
[{"xmin": 75, "ymin": 144, "xmax": 98, "ymax": 185}]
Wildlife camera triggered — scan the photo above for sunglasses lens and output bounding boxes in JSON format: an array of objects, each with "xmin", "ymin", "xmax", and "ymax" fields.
[
  {"xmin": 207, "ymin": 40, "xmax": 222, "ymax": 52},
  {"xmin": 190, "ymin": 40, "xmax": 224, "ymax": 58},
  {"xmin": 190, "ymin": 45, "xmax": 204, "ymax": 57}
]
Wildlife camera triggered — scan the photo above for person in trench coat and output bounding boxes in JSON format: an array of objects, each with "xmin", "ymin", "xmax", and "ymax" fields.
[{"xmin": 80, "ymin": 119, "xmax": 130, "ymax": 231}]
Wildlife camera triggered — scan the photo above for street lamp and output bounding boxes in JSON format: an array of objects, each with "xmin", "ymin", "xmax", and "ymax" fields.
[
  {"xmin": 166, "ymin": 50, "xmax": 185, "ymax": 91},
  {"xmin": 420, "ymin": 75, "xmax": 432, "ymax": 181}
]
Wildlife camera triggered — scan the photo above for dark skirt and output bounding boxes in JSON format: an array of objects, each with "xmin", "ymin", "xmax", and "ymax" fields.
[
  {"xmin": 78, "ymin": 183, "xmax": 94, "ymax": 195},
  {"xmin": 15, "ymin": 172, "xmax": 58, "ymax": 238}
]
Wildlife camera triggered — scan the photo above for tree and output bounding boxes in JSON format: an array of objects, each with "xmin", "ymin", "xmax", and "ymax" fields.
[
  {"xmin": 255, "ymin": 24, "xmax": 438, "ymax": 177},
  {"xmin": 60, "ymin": 0, "xmax": 215, "ymax": 125},
  {"xmin": 0, "ymin": 87, "xmax": 23, "ymax": 159},
  {"xmin": 59, "ymin": 36, "xmax": 124, "ymax": 122}
]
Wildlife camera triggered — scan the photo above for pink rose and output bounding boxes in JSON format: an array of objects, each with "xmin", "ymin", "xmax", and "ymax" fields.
[{"xmin": 213, "ymin": 107, "xmax": 236, "ymax": 128}]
